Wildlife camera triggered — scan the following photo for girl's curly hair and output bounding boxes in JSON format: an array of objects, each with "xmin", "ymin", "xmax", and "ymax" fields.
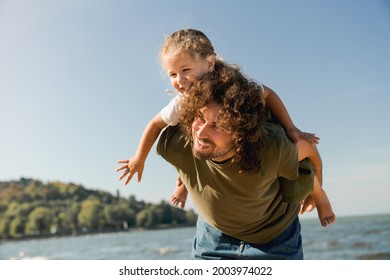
[
  {"xmin": 159, "ymin": 29, "xmax": 216, "ymax": 63},
  {"xmin": 179, "ymin": 61, "xmax": 267, "ymax": 173}
]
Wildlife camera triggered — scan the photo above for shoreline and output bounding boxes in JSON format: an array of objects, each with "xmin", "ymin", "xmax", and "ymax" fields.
[
  {"xmin": 0, "ymin": 223, "xmax": 195, "ymax": 244},
  {"xmin": 1, "ymin": 213, "xmax": 389, "ymax": 244}
]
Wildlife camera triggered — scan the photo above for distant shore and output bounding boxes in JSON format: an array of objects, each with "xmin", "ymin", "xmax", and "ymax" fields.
[{"xmin": 0, "ymin": 223, "xmax": 195, "ymax": 243}]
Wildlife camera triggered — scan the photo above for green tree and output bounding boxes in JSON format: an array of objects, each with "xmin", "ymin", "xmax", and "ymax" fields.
[
  {"xmin": 0, "ymin": 178, "xmax": 197, "ymax": 240},
  {"xmin": 0, "ymin": 203, "xmax": 8, "ymax": 214},
  {"xmin": 104, "ymin": 203, "xmax": 135, "ymax": 229},
  {"xmin": 128, "ymin": 195, "xmax": 146, "ymax": 212},
  {"xmin": 77, "ymin": 199, "xmax": 105, "ymax": 232},
  {"xmin": 0, "ymin": 215, "xmax": 11, "ymax": 238},
  {"xmin": 185, "ymin": 209, "xmax": 198, "ymax": 225},
  {"xmin": 171, "ymin": 207, "xmax": 188, "ymax": 225},
  {"xmin": 136, "ymin": 205, "xmax": 158, "ymax": 229},
  {"xmin": 9, "ymin": 216, "xmax": 25, "ymax": 238},
  {"xmin": 25, "ymin": 207, "xmax": 52, "ymax": 236},
  {"xmin": 155, "ymin": 201, "xmax": 172, "ymax": 224}
]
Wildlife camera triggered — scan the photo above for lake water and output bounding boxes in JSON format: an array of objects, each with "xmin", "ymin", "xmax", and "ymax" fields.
[{"xmin": 1, "ymin": 214, "xmax": 389, "ymax": 260}]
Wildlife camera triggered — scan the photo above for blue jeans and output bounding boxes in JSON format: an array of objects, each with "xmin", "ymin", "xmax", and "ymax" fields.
[{"xmin": 191, "ymin": 216, "xmax": 303, "ymax": 260}]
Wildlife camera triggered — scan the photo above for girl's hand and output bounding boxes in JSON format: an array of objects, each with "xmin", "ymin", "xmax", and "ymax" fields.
[
  {"xmin": 286, "ymin": 127, "xmax": 320, "ymax": 145},
  {"xmin": 116, "ymin": 157, "xmax": 144, "ymax": 185},
  {"xmin": 302, "ymin": 132, "xmax": 320, "ymax": 145},
  {"xmin": 300, "ymin": 195, "xmax": 316, "ymax": 214}
]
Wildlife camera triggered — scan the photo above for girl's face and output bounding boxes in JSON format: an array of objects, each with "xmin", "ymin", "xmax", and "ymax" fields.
[{"xmin": 162, "ymin": 51, "xmax": 214, "ymax": 94}]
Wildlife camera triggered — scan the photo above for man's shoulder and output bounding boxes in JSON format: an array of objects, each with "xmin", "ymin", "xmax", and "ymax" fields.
[
  {"xmin": 156, "ymin": 125, "xmax": 186, "ymax": 156},
  {"xmin": 262, "ymin": 123, "xmax": 289, "ymax": 143},
  {"xmin": 261, "ymin": 122, "xmax": 295, "ymax": 157}
]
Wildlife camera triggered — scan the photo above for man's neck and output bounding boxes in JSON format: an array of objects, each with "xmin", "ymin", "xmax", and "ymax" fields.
[{"xmin": 210, "ymin": 157, "xmax": 233, "ymax": 164}]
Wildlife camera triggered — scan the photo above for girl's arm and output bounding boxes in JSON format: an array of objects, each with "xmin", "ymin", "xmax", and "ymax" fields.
[
  {"xmin": 297, "ymin": 137, "xmax": 322, "ymax": 184},
  {"xmin": 117, "ymin": 113, "xmax": 167, "ymax": 185},
  {"xmin": 263, "ymin": 85, "xmax": 319, "ymax": 144}
]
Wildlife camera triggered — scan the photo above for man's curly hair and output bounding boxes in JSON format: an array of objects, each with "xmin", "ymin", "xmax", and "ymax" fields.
[{"xmin": 179, "ymin": 61, "xmax": 267, "ymax": 173}]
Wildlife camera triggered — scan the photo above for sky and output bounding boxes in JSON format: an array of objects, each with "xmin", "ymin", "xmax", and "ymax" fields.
[{"xmin": 1, "ymin": 0, "xmax": 389, "ymax": 219}]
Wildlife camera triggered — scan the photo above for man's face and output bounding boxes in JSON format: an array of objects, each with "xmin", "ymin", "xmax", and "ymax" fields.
[{"xmin": 191, "ymin": 102, "xmax": 235, "ymax": 162}]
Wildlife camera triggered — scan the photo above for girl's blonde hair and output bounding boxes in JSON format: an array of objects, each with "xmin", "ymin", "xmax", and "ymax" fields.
[{"xmin": 159, "ymin": 29, "xmax": 216, "ymax": 62}]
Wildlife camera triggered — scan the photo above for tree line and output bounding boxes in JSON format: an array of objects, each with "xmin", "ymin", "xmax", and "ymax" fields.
[{"xmin": 0, "ymin": 178, "xmax": 197, "ymax": 240}]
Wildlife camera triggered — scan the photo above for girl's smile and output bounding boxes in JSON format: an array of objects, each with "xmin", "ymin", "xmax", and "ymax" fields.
[{"xmin": 162, "ymin": 51, "xmax": 214, "ymax": 94}]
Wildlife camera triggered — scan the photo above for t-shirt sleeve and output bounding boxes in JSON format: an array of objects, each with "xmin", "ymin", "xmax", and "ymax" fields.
[
  {"xmin": 156, "ymin": 125, "xmax": 176, "ymax": 158},
  {"xmin": 160, "ymin": 95, "xmax": 182, "ymax": 126},
  {"xmin": 156, "ymin": 125, "xmax": 183, "ymax": 159},
  {"xmin": 156, "ymin": 125, "xmax": 190, "ymax": 168},
  {"xmin": 276, "ymin": 129, "xmax": 299, "ymax": 181}
]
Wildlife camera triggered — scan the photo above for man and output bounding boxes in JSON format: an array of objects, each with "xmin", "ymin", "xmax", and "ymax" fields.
[{"xmin": 155, "ymin": 63, "xmax": 327, "ymax": 260}]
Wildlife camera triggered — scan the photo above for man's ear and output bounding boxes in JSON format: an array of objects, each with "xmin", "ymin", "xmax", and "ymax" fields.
[{"xmin": 207, "ymin": 56, "xmax": 216, "ymax": 71}]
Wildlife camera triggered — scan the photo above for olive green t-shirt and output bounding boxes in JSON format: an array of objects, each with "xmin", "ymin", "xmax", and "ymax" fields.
[{"xmin": 157, "ymin": 123, "xmax": 300, "ymax": 244}]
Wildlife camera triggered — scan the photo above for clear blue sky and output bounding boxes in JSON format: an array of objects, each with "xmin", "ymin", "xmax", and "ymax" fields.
[{"xmin": 1, "ymin": 0, "xmax": 389, "ymax": 218}]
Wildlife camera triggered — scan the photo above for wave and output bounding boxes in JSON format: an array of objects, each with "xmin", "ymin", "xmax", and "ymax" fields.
[
  {"xmin": 156, "ymin": 246, "xmax": 179, "ymax": 255},
  {"xmin": 357, "ymin": 252, "xmax": 390, "ymax": 260}
]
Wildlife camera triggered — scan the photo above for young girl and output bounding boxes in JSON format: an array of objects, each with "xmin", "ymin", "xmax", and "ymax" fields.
[{"xmin": 116, "ymin": 29, "xmax": 335, "ymax": 227}]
